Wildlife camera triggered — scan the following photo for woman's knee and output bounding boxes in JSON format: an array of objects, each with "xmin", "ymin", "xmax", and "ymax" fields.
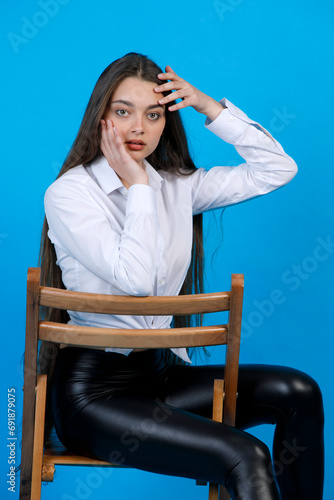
[
  {"xmin": 217, "ymin": 429, "xmax": 271, "ymax": 478},
  {"xmin": 283, "ymin": 368, "xmax": 324, "ymax": 421},
  {"xmin": 237, "ymin": 436, "xmax": 272, "ymax": 472},
  {"xmin": 225, "ymin": 436, "xmax": 276, "ymax": 497}
]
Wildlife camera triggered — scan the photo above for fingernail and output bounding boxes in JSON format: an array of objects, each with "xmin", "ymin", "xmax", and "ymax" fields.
[{"xmin": 158, "ymin": 99, "xmax": 164, "ymax": 104}]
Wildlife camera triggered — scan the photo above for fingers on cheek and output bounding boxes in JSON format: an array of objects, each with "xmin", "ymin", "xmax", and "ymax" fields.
[
  {"xmin": 100, "ymin": 125, "xmax": 109, "ymax": 145},
  {"xmin": 100, "ymin": 133, "xmax": 107, "ymax": 150},
  {"xmin": 107, "ymin": 130, "xmax": 116, "ymax": 146}
]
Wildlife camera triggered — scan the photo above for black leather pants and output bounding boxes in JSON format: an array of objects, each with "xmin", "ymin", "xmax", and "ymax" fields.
[{"xmin": 51, "ymin": 348, "xmax": 324, "ymax": 500}]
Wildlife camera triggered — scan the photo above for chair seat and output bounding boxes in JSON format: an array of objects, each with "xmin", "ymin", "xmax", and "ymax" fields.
[{"xmin": 42, "ymin": 431, "xmax": 122, "ymax": 481}]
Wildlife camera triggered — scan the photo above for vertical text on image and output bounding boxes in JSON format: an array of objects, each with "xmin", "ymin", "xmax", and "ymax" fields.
[{"xmin": 7, "ymin": 388, "xmax": 17, "ymax": 493}]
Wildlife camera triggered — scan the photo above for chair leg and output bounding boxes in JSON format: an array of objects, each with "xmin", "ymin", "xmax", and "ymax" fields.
[
  {"xmin": 31, "ymin": 375, "xmax": 47, "ymax": 500},
  {"xmin": 208, "ymin": 380, "xmax": 231, "ymax": 499},
  {"xmin": 209, "ymin": 483, "xmax": 219, "ymax": 500},
  {"xmin": 209, "ymin": 484, "xmax": 230, "ymax": 500},
  {"xmin": 219, "ymin": 486, "xmax": 230, "ymax": 500}
]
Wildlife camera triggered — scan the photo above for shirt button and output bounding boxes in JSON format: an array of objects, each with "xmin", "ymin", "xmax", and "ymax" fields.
[
  {"xmin": 159, "ymin": 278, "xmax": 165, "ymax": 285},
  {"xmin": 265, "ymin": 136, "xmax": 271, "ymax": 143},
  {"xmin": 228, "ymin": 116, "xmax": 234, "ymax": 122}
]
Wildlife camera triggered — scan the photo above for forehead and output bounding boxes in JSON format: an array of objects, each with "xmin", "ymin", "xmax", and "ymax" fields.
[{"xmin": 112, "ymin": 77, "xmax": 163, "ymax": 103}]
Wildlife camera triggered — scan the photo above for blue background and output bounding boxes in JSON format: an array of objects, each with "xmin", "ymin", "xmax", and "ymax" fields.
[{"xmin": 1, "ymin": 0, "xmax": 333, "ymax": 498}]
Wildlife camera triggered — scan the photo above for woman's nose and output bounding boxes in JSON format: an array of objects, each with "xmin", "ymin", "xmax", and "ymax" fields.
[{"xmin": 131, "ymin": 115, "xmax": 144, "ymax": 134}]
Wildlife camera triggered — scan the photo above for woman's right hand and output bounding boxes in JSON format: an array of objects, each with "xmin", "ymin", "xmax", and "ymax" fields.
[{"xmin": 100, "ymin": 119, "xmax": 149, "ymax": 188}]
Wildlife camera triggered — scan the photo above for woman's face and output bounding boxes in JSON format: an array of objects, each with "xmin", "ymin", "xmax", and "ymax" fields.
[{"xmin": 104, "ymin": 77, "xmax": 166, "ymax": 166}]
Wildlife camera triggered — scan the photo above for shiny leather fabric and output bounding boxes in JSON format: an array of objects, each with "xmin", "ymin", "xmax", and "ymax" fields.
[{"xmin": 52, "ymin": 348, "xmax": 324, "ymax": 500}]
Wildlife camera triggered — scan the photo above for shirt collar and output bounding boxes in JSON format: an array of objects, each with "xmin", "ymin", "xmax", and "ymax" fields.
[
  {"xmin": 89, "ymin": 156, "xmax": 164, "ymax": 195},
  {"xmin": 143, "ymin": 159, "xmax": 164, "ymax": 192}
]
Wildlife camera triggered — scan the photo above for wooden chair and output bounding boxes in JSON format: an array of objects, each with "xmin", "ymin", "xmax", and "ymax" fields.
[{"xmin": 19, "ymin": 267, "xmax": 244, "ymax": 500}]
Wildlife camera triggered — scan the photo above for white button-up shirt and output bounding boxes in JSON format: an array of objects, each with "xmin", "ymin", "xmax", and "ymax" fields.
[{"xmin": 45, "ymin": 98, "xmax": 297, "ymax": 363}]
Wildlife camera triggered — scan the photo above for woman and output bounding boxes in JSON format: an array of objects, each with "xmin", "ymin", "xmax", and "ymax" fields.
[{"xmin": 39, "ymin": 52, "xmax": 324, "ymax": 499}]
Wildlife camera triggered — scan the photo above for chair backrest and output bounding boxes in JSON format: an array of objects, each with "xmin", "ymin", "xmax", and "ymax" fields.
[{"xmin": 20, "ymin": 267, "xmax": 244, "ymax": 499}]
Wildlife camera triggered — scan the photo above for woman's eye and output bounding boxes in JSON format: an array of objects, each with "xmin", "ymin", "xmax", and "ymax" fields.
[
  {"xmin": 116, "ymin": 109, "xmax": 128, "ymax": 116},
  {"xmin": 148, "ymin": 113, "xmax": 159, "ymax": 120}
]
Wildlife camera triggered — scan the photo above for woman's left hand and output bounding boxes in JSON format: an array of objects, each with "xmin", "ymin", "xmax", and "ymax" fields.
[{"xmin": 154, "ymin": 65, "xmax": 225, "ymax": 122}]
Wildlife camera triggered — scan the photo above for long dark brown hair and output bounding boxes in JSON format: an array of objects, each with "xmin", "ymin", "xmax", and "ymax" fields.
[{"xmin": 38, "ymin": 52, "xmax": 204, "ymax": 441}]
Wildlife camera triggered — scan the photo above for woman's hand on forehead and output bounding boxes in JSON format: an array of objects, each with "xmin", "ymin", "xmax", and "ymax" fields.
[{"xmin": 154, "ymin": 65, "xmax": 225, "ymax": 122}]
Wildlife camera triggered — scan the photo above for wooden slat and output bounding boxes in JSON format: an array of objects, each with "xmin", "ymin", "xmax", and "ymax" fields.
[
  {"xmin": 39, "ymin": 287, "xmax": 230, "ymax": 315},
  {"xmin": 39, "ymin": 322, "xmax": 228, "ymax": 348},
  {"xmin": 31, "ymin": 375, "xmax": 47, "ymax": 500}
]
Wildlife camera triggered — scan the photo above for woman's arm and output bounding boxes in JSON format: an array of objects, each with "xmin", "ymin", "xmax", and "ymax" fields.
[
  {"xmin": 192, "ymin": 99, "xmax": 297, "ymax": 214},
  {"xmin": 155, "ymin": 67, "xmax": 297, "ymax": 213}
]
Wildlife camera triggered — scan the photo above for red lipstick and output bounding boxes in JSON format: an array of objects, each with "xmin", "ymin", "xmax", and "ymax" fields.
[{"xmin": 125, "ymin": 139, "xmax": 145, "ymax": 151}]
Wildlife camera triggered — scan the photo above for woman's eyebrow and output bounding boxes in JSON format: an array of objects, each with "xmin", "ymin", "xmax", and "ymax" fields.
[
  {"xmin": 111, "ymin": 99, "xmax": 164, "ymax": 110},
  {"xmin": 111, "ymin": 99, "xmax": 134, "ymax": 107}
]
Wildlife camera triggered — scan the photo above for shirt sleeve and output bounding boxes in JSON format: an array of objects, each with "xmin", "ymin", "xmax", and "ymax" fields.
[
  {"xmin": 191, "ymin": 98, "xmax": 298, "ymax": 214},
  {"xmin": 45, "ymin": 179, "xmax": 158, "ymax": 296}
]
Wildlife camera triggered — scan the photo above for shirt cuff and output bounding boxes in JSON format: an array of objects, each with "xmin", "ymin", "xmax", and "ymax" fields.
[
  {"xmin": 126, "ymin": 184, "xmax": 156, "ymax": 215},
  {"xmin": 105, "ymin": 347, "xmax": 133, "ymax": 355},
  {"xmin": 171, "ymin": 347, "xmax": 192, "ymax": 364},
  {"xmin": 205, "ymin": 98, "xmax": 253, "ymax": 144}
]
